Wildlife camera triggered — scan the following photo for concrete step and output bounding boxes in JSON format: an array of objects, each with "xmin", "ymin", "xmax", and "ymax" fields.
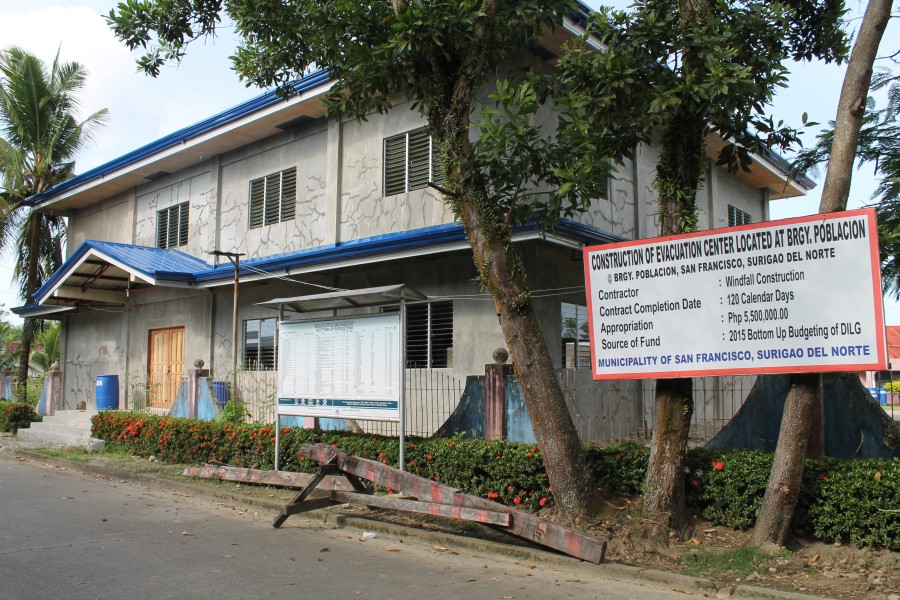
[
  {"xmin": 17, "ymin": 410, "xmax": 104, "ymax": 450},
  {"xmin": 16, "ymin": 427, "xmax": 105, "ymax": 451}
]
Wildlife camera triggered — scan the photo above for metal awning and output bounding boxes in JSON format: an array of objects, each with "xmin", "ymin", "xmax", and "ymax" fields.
[
  {"xmin": 10, "ymin": 305, "xmax": 77, "ymax": 319},
  {"xmin": 257, "ymin": 284, "xmax": 426, "ymax": 313}
]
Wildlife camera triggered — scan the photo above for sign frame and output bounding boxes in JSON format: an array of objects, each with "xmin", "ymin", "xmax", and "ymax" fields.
[
  {"xmin": 276, "ymin": 313, "xmax": 402, "ymax": 422},
  {"xmin": 582, "ymin": 208, "xmax": 887, "ymax": 380}
]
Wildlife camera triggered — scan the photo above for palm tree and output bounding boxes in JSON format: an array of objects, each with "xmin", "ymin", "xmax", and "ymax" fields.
[
  {"xmin": 30, "ymin": 321, "xmax": 60, "ymax": 376},
  {"xmin": 0, "ymin": 47, "xmax": 107, "ymax": 400}
]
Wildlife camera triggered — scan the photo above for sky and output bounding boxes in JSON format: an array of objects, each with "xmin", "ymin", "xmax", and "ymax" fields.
[{"xmin": 0, "ymin": 0, "xmax": 895, "ymax": 323}]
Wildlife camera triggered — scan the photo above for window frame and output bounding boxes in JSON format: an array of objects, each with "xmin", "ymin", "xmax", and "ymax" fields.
[
  {"xmin": 156, "ymin": 202, "xmax": 189, "ymax": 249},
  {"xmin": 383, "ymin": 128, "xmax": 443, "ymax": 197},
  {"xmin": 242, "ymin": 317, "xmax": 278, "ymax": 371},
  {"xmin": 248, "ymin": 167, "xmax": 297, "ymax": 229},
  {"xmin": 561, "ymin": 302, "xmax": 590, "ymax": 370},
  {"xmin": 728, "ymin": 204, "xmax": 753, "ymax": 227},
  {"xmin": 391, "ymin": 300, "xmax": 454, "ymax": 369}
]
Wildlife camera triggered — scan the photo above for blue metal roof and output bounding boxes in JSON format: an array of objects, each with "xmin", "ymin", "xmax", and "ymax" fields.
[
  {"xmin": 27, "ymin": 70, "xmax": 331, "ymax": 207},
  {"xmin": 33, "ymin": 219, "xmax": 622, "ymax": 305},
  {"xmin": 34, "ymin": 240, "xmax": 213, "ymax": 303},
  {"xmin": 25, "ymin": 4, "xmax": 808, "ymax": 210}
]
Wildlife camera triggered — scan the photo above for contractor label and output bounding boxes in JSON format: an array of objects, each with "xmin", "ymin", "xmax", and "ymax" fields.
[{"xmin": 583, "ymin": 208, "xmax": 886, "ymax": 379}]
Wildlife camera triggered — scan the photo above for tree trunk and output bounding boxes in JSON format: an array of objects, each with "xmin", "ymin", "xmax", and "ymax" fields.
[
  {"xmin": 752, "ymin": 0, "xmax": 893, "ymax": 547},
  {"xmin": 818, "ymin": 0, "xmax": 894, "ymax": 215},
  {"xmin": 752, "ymin": 373, "xmax": 819, "ymax": 547},
  {"xmin": 454, "ymin": 193, "xmax": 591, "ymax": 519},
  {"xmin": 643, "ymin": 377, "xmax": 692, "ymax": 531}
]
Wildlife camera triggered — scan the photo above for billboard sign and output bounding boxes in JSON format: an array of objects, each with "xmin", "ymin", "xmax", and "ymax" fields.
[
  {"xmin": 583, "ymin": 208, "xmax": 886, "ymax": 379},
  {"xmin": 276, "ymin": 314, "xmax": 401, "ymax": 420}
]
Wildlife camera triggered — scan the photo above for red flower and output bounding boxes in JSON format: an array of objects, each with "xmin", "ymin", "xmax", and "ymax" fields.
[
  {"xmin": 714, "ymin": 461, "xmax": 725, "ymax": 471},
  {"xmin": 539, "ymin": 497, "xmax": 547, "ymax": 507},
  {"xmin": 819, "ymin": 474, "xmax": 829, "ymax": 481},
  {"xmin": 507, "ymin": 485, "xmax": 513, "ymax": 491},
  {"xmin": 513, "ymin": 497, "xmax": 521, "ymax": 505},
  {"xmin": 495, "ymin": 455, "xmax": 501, "ymax": 460},
  {"xmin": 382, "ymin": 459, "xmax": 387, "ymax": 464},
  {"xmin": 691, "ymin": 480, "xmax": 699, "ymax": 487},
  {"xmin": 426, "ymin": 454, "xmax": 433, "ymax": 460},
  {"xmin": 409, "ymin": 443, "xmax": 415, "ymax": 448},
  {"xmin": 530, "ymin": 447, "xmax": 537, "ymax": 453},
  {"xmin": 615, "ymin": 454, "xmax": 622, "ymax": 459}
]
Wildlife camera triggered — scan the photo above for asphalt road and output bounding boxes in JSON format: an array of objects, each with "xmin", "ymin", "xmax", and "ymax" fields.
[{"xmin": 0, "ymin": 455, "xmax": 693, "ymax": 600}]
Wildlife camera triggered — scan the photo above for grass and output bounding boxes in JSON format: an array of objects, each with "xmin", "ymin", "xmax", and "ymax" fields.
[{"xmin": 683, "ymin": 545, "xmax": 790, "ymax": 579}]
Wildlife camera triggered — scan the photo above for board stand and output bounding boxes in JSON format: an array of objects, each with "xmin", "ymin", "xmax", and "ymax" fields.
[{"xmin": 270, "ymin": 443, "xmax": 607, "ymax": 563}]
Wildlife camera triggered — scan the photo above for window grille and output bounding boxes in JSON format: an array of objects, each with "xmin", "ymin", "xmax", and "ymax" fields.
[
  {"xmin": 405, "ymin": 301, "xmax": 453, "ymax": 368},
  {"xmin": 156, "ymin": 202, "xmax": 189, "ymax": 248},
  {"xmin": 243, "ymin": 317, "xmax": 277, "ymax": 370},
  {"xmin": 383, "ymin": 128, "xmax": 443, "ymax": 197},
  {"xmin": 561, "ymin": 302, "xmax": 590, "ymax": 369},
  {"xmin": 249, "ymin": 167, "xmax": 297, "ymax": 228},
  {"xmin": 728, "ymin": 205, "xmax": 752, "ymax": 227}
]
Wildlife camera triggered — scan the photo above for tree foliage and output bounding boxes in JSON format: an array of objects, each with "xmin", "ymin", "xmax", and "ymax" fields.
[
  {"xmin": 108, "ymin": 0, "xmax": 616, "ymax": 517},
  {"xmin": 0, "ymin": 47, "xmax": 107, "ymax": 399},
  {"xmin": 556, "ymin": 0, "xmax": 848, "ymax": 529}
]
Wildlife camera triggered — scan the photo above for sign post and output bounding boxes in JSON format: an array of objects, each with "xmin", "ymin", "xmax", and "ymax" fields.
[
  {"xmin": 274, "ymin": 313, "xmax": 403, "ymax": 469},
  {"xmin": 583, "ymin": 208, "xmax": 887, "ymax": 379}
]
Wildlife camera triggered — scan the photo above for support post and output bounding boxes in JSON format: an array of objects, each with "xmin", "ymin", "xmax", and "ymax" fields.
[{"xmin": 485, "ymin": 348, "xmax": 511, "ymax": 440}]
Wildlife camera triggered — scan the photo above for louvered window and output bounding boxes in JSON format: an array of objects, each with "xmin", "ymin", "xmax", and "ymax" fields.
[
  {"xmin": 243, "ymin": 317, "xmax": 277, "ymax": 370},
  {"xmin": 405, "ymin": 301, "xmax": 453, "ymax": 368},
  {"xmin": 383, "ymin": 128, "xmax": 443, "ymax": 197},
  {"xmin": 156, "ymin": 202, "xmax": 189, "ymax": 248},
  {"xmin": 728, "ymin": 205, "xmax": 752, "ymax": 227},
  {"xmin": 561, "ymin": 302, "xmax": 590, "ymax": 369},
  {"xmin": 248, "ymin": 167, "xmax": 297, "ymax": 228}
]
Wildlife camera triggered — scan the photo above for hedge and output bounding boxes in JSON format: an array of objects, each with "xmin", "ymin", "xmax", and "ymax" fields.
[
  {"xmin": 0, "ymin": 400, "xmax": 41, "ymax": 433},
  {"xmin": 92, "ymin": 411, "xmax": 900, "ymax": 549}
]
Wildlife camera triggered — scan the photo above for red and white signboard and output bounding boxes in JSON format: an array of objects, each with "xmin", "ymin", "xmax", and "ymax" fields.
[{"xmin": 583, "ymin": 208, "xmax": 886, "ymax": 379}]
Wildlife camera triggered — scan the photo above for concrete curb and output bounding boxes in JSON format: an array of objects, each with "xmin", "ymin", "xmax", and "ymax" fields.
[{"xmin": 12, "ymin": 448, "xmax": 836, "ymax": 600}]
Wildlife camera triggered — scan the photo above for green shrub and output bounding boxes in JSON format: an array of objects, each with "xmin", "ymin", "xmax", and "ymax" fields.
[
  {"xmin": 0, "ymin": 400, "xmax": 42, "ymax": 433},
  {"xmin": 90, "ymin": 411, "xmax": 900, "ymax": 546}
]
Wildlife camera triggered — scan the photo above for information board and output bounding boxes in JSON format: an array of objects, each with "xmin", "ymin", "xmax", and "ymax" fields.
[
  {"xmin": 276, "ymin": 314, "xmax": 401, "ymax": 421},
  {"xmin": 583, "ymin": 208, "xmax": 886, "ymax": 379}
]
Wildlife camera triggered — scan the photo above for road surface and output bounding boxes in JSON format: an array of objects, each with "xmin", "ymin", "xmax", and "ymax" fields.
[{"xmin": 0, "ymin": 454, "xmax": 692, "ymax": 600}]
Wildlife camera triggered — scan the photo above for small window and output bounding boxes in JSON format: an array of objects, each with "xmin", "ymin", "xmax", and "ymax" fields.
[
  {"xmin": 156, "ymin": 202, "xmax": 189, "ymax": 248},
  {"xmin": 243, "ymin": 318, "xmax": 277, "ymax": 370},
  {"xmin": 384, "ymin": 128, "xmax": 443, "ymax": 197},
  {"xmin": 561, "ymin": 302, "xmax": 590, "ymax": 369},
  {"xmin": 405, "ymin": 301, "xmax": 453, "ymax": 368},
  {"xmin": 728, "ymin": 205, "xmax": 752, "ymax": 227},
  {"xmin": 249, "ymin": 167, "xmax": 297, "ymax": 228}
]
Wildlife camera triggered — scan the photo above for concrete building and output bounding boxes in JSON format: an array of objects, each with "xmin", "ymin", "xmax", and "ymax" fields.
[{"xmin": 17, "ymin": 23, "xmax": 810, "ymax": 441}]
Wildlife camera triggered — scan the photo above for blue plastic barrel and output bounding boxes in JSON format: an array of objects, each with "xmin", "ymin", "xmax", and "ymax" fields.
[
  {"xmin": 95, "ymin": 375, "xmax": 120, "ymax": 410},
  {"xmin": 212, "ymin": 380, "xmax": 230, "ymax": 409},
  {"xmin": 880, "ymin": 388, "xmax": 889, "ymax": 406}
]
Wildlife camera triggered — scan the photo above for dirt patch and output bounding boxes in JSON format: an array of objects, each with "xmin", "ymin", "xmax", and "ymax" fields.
[{"xmin": 564, "ymin": 495, "xmax": 900, "ymax": 599}]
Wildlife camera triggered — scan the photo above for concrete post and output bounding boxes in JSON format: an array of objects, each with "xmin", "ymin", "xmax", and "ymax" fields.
[
  {"xmin": 188, "ymin": 361, "xmax": 210, "ymax": 419},
  {"xmin": 485, "ymin": 348, "xmax": 512, "ymax": 440},
  {"xmin": 44, "ymin": 367, "xmax": 62, "ymax": 417}
]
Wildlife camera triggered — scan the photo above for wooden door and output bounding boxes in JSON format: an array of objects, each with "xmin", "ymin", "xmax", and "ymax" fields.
[{"xmin": 148, "ymin": 326, "xmax": 185, "ymax": 409}]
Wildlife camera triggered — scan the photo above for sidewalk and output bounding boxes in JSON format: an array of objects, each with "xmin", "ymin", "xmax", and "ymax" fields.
[{"xmin": 2, "ymin": 438, "xmax": 863, "ymax": 600}]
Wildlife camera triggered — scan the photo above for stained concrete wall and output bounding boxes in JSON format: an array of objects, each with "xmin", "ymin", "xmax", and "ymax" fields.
[
  {"xmin": 67, "ymin": 191, "xmax": 135, "ymax": 247},
  {"xmin": 58, "ymin": 90, "xmax": 788, "ymax": 420}
]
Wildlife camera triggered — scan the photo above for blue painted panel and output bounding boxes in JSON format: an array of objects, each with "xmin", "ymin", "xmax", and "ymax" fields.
[
  {"xmin": 434, "ymin": 376, "xmax": 485, "ymax": 439},
  {"xmin": 197, "ymin": 379, "xmax": 221, "ymax": 422},
  {"xmin": 505, "ymin": 376, "xmax": 536, "ymax": 444},
  {"xmin": 708, "ymin": 373, "xmax": 900, "ymax": 458},
  {"xmin": 318, "ymin": 418, "xmax": 346, "ymax": 431},
  {"xmin": 167, "ymin": 381, "xmax": 191, "ymax": 418}
]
